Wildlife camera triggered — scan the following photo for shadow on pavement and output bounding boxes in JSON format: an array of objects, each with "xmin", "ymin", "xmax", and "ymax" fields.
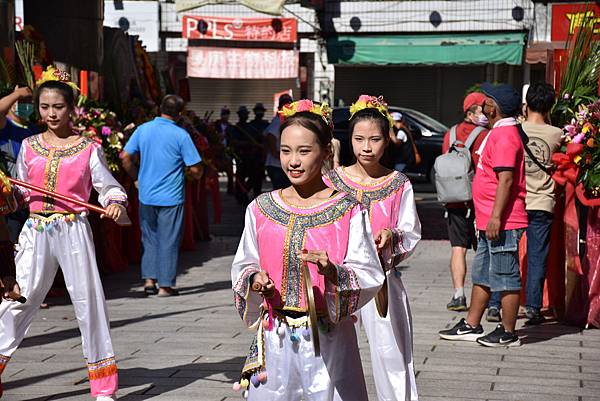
[
  {"xmin": 517, "ymin": 320, "xmax": 584, "ymax": 345},
  {"xmin": 19, "ymin": 305, "xmax": 230, "ymax": 349},
  {"xmin": 11, "ymin": 356, "xmax": 244, "ymax": 401},
  {"xmin": 117, "ymin": 357, "xmax": 244, "ymax": 400}
]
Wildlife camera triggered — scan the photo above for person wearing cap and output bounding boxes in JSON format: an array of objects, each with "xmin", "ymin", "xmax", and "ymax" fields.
[
  {"xmin": 440, "ymin": 83, "xmax": 527, "ymax": 347},
  {"xmin": 230, "ymin": 105, "xmax": 264, "ymax": 202},
  {"xmin": 264, "ymin": 94, "xmax": 293, "ymax": 189},
  {"xmin": 214, "ymin": 106, "xmax": 235, "ymax": 194},
  {"xmin": 250, "ymin": 102, "xmax": 269, "ymax": 136},
  {"xmin": 441, "ymin": 92, "xmax": 490, "ymax": 313},
  {"xmin": 389, "ymin": 111, "xmax": 416, "ymax": 172}
]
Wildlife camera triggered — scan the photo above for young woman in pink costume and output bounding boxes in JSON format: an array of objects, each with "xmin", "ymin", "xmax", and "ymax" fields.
[
  {"xmin": 231, "ymin": 100, "xmax": 384, "ymax": 401},
  {"xmin": 324, "ymin": 95, "xmax": 421, "ymax": 401},
  {"xmin": 0, "ymin": 67, "xmax": 127, "ymax": 401}
]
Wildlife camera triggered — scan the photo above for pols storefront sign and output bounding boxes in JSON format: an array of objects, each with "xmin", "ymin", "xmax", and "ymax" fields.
[{"xmin": 182, "ymin": 16, "xmax": 297, "ymax": 43}]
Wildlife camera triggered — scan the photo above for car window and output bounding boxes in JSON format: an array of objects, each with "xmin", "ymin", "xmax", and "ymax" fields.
[
  {"xmin": 333, "ymin": 108, "xmax": 351, "ymax": 125},
  {"xmin": 397, "ymin": 108, "xmax": 448, "ymax": 133}
]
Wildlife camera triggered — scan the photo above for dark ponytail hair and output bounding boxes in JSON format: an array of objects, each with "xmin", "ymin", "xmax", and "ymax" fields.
[
  {"xmin": 35, "ymin": 81, "xmax": 76, "ymax": 110},
  {"xmin": 280, "ymin": 111, "xmax": 333, "ymax": 149}
]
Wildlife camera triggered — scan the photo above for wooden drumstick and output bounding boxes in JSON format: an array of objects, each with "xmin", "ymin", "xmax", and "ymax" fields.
[
  {"xmin": 0, "ymin": 279, "xmax": 27, "ymax": 304},
  {"xmin": 7, "ymin": 292, "xmax": 27, "ymax": 304}
]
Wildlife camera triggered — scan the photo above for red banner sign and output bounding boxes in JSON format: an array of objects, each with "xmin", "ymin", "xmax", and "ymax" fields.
[
  {"xmin": 187, "ymin": 47, "xmax": 299, "ymax": 79},
  {"xmin": 551, "ymin": 3, "xmax": 600, "ymax": 41},
  {"xmin": 182, "ymin": 16, "xmax": 297, "ymax": 43}
]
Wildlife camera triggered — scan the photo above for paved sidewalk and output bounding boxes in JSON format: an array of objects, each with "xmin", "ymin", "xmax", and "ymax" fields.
[{"xmin": 2, "ymin": 190, "xmax": 600, "ymax": 400}]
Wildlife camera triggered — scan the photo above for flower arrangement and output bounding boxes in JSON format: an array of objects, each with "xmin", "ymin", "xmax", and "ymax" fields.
[
  {"xmin": 280, "ymin": 99, "xmax": 333, "ymax": 128},
  {"xmin": 551, "ymin": 12, "xmax": 600, "ymax": 128},
  {"xmin": 553, "ymin": 100, "xmax": 600, "ymax": 201},
  {"xmin": 71, "ymin": 96, "xmax": 125, "ymax": 172}
]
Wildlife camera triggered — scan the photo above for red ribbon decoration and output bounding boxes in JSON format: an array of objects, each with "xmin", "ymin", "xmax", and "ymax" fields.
[{"xmin": 552, "ymin": 143, "xmax": 584, "ymax": 275}]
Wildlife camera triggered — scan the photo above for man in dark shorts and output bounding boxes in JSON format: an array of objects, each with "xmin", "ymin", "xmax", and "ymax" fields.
[{"xmin": 442, "ymin": 92, "xmax": 488, "ymax": 311}]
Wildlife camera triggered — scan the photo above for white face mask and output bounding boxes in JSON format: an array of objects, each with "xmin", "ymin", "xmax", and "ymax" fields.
[{"xmin": 475, "ymin": 113, "xmax": 489, "ymax": 127}]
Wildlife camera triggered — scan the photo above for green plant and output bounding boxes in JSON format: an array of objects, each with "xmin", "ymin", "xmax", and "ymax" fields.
[
  {"xmin": 0, "ymin": 57, "xmax": 16, "ymax": 97},
  {"xmin": 551, "ymin": 11, "xmax": 600, "ymax": 127},
  {"xmin": 15, "ymin": 40, "xmax": 36, "ymax": 89}
]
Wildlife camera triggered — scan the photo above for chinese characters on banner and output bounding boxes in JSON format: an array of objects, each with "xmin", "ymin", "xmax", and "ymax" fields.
[
  {"xmin": 182, "ymin": 16, "xmax": 297, "ymax": 43},
  {"xmin": 187, "ymin": 47, "xmax": 299, "ymax": 79},
  {"xmin": 551, "ymin": 3, "xmax": 600, "ymax": 41}
]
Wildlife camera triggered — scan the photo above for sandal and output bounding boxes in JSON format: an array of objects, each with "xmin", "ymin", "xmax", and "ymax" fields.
[{"xmin": 144, "ymin": 286, "xmax": 158, "ymax": 296}]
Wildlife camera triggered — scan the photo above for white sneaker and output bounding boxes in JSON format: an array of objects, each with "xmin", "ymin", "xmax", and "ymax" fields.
[{"xmin": 96, "ymin": 396, "xmax": 117, "ymax": 401}]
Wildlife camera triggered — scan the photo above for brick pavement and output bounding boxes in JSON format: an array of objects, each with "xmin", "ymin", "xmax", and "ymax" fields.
[{"xmin": 2, "ymin": 186, "xmax": 600, "ymax": 401}]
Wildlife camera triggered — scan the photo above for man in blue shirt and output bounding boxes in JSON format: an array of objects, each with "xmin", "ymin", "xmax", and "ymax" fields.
[{"xmin": 122, "ymin": 95, "xmax": 203, "ymax": 297}]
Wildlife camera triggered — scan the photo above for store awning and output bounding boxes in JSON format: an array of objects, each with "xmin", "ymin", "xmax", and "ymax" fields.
[
  {"xmin": 327, "ymin": 32, "xmax": 526, "ymax": 66},
  {"xmin": 525, "ymin": 41, "xmax": 565, "ymax": 64}
]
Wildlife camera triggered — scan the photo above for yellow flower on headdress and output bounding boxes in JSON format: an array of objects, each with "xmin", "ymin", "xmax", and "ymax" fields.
[
  {"xmin": 35, "ymin": 65, "xmax": 80, "ymax": 92},
  {"xmin": 279, "ymin": 99, "xmax": 333, "ymax": 128},
  {"xmin": 349, "ymin": 95, "xmax": 394, "ymax": 129}
]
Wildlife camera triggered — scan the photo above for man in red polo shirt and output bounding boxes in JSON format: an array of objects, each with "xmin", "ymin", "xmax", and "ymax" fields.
[
  {"xmin": 440, "ymin": 83, "xmax": 527, "ymax": 347},
  {"xmin": 442, "ymin": 92, "xmax": 488, "ymax": 312}
]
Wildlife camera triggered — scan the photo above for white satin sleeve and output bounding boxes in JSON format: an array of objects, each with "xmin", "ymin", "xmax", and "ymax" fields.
[
  {"xmin": 326, "ymin": 207, "xmax": 385, "ymax": 323},
  {"xmin": 382, "ymin": 180, "xmax": 421, "ymax": 268},
  {"xmin": 89, "ymin": 146, "xmax": 127, "ymax": 208},
  {"xmin": 10, "ymin": 144, "xmax": 31, "ymax": 208},
  {"xmin": 15, "ymin": 145, "xmax": 28, "ymax": 182},
  {"xmin": 231, "ymin": 203, "xmax": 263, "ymax": 327}
]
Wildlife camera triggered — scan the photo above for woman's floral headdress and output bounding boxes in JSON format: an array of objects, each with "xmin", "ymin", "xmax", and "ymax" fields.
[
  {"xmin": 279, "ymin": 99, "xmax": 333, "ymax": 128},
  {"xmin": 35, "ymin": 65, "xmax": 80, "ymax": 92},
  {"xmin": 349, "ymin": 95, "xmax": 394, "ymax": 129}
]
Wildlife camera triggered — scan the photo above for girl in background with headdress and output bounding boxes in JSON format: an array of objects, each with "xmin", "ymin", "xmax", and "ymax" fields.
[
  {"xmin": 0, "ymin": 67, "xmax": 127, "ymax": 401},
  {"xmin": 231, "ymin": 100, "xmax": 384, "ymax": 400},
  {"xmin": 324, "ymin": 95, "xmax": 421, "ymax": 401}
]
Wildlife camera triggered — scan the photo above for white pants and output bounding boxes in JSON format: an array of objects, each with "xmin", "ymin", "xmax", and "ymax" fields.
[
  {"xmin": 0, "ymin": 215, "xmax": 117, "ymax": 397},
  {"xmin": 357, "ymin": 273, "xmax": 418, "ymax": 401},
  {"xmin": 248, "ymin": 317, "xmax": 368, "ymax": 401}
]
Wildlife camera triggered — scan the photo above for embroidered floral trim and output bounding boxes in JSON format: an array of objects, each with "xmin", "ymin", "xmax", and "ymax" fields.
[
  {"xmin": 87, "ymin": 356, "xmax": 117, "ymax": 381},
  {"xmin": 334, "ymin": 264, "xmax": 361, "ymax": 321},
  {"xmin": 390, "ymin": 228, "xmax": 409, "ymax": 264},
  {"xmin": 107, "ymin": 195, "xmax": 128, "ymax": 207},
  {"xmin": 255, "ymin": 192, "xmax": 357, "ymax": 309},
  {"xmin": 328, "ymin": 169, "xmax": 408, "ymax": 210},
  {"xmin": 233, "ymin": 267, "xmax": 261, "ymax": 320},
  {"xmin": 241, "ymin": 322, "xmax": 265, "ymax": 378}
]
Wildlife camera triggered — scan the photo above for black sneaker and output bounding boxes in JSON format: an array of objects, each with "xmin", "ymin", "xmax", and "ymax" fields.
[
  {"xmin": 486, "ymin": 307, "xmax": 502, "ymax": 322},
  {"xmin": 446, "ymin": 296, "xmax": 467, "ymax": 311},
  {"xmin": 439, "ymin": 318, "xmax": 484, "ymax": 341},
  {"xmin": 524, "ymin": 308, "xmax": 545, "ymax": 326},
  {"xmin": 476, "ymin": 324, "xmax": 521, "ymax": 347}
]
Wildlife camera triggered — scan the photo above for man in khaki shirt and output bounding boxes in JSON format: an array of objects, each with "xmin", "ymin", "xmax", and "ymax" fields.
[{"xmin": 521, "ymin": 83, "xmax": 562, "ymax": 325}]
